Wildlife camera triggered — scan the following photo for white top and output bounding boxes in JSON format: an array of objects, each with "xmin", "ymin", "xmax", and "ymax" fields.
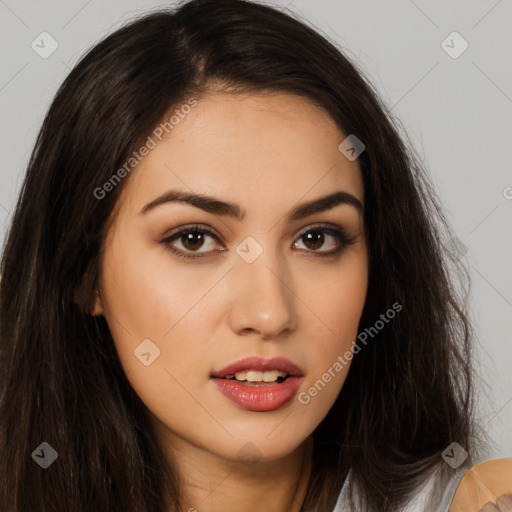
[{"xmin": 332, "ymin": 467, "xmax": 463, "ymax": 511}]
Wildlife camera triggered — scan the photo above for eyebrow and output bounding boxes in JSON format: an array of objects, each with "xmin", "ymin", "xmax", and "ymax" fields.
[{"xmin": 139, "ymin": 189, "xmax": 363, "ymax": 220}]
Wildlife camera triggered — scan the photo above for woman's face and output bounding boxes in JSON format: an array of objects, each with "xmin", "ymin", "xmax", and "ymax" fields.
[{"xmin": 93, "ymin": 91, "xmax": 368, "ymax": 466}]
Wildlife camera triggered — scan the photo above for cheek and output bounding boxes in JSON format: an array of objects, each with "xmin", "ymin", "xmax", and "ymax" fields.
[
  {"xmin": 100, "ymin": 236, "xmax": 227, "ymax": 395},
  {"xmin": 100, "ymin": 250, "xmax": 221, "ymax": 433},
  {"xmin": 296, "ymin": 259, "xmax": 367, "ymax": 405},
  {"xmin": 302, "ymin": 256, "xmax": 368, "ymax": 344},
  {"xmin": 102, "ymin": 235, "xmax": 219, "ymax": 343}
]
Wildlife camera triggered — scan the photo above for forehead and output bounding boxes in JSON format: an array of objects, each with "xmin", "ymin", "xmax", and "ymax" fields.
[{"xmin": 117, "ymin": 91, "xmax": 364, "ymax": 218}]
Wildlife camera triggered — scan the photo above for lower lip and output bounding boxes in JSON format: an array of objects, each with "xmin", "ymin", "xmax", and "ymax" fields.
[{"xmin": 211, "ymin": 377, "xmax": 304, "ymax": 412}]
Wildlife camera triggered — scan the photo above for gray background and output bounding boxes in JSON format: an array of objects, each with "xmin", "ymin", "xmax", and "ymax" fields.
[{"xmin": 0, "ymin": 0, "xmax": 511, "ymax": 460}]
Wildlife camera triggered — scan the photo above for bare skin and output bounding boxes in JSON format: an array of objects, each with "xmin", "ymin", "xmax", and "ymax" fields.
[
  {"xmin": 92, "ymin": 91, "xmax": 368, "ymax": 511},
  {"xmin": 450, "ymin": 457, "xmax": 512, "ymax": 511},
  {"xmin": 480, "ymin": 497, "xmax": 512, "ymax": 512}
]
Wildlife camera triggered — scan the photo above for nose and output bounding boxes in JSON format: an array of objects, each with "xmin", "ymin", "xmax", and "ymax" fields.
[{"xmin": 226, "ymin": 245, "xmax": 298, "ymax": 339}]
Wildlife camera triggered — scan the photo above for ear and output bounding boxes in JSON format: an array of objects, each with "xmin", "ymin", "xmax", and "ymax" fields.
[
  {"xmin": 91, "ymin": 289, "xmax": 105, "ymax": 316},
  {"xmin": 73, "ymin": 258, "xmax": 104, "ymax": 316}
]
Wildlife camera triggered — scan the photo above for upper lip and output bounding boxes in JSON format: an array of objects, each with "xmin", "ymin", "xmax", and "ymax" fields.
[{"xmin": 211, "ymin": 356, "xmax": 304, "ymax": 378}]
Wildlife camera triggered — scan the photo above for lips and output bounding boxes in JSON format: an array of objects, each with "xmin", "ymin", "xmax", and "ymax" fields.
[
  {"xmin": 210, "ymin": 356, "xmax": 305, "ymax": 411},
  {"xmin": 210, "ymin": 356, "xmax": 304, "ymax": 379}
]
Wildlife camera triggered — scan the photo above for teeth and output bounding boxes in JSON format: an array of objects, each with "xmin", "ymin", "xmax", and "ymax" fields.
[{"xmin": 232, "ymin": 370, "xmax": 288, "ymax": 382}]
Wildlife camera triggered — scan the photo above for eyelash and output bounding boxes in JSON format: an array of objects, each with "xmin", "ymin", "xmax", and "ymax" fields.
[{"xmin": 160, "ymin": 223, "xmax": 358, "ymax": 260}]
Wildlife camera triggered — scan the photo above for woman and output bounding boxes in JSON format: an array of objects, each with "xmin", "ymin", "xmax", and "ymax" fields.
[{"xmin": 0, "ymin": 0, "xmax": 509, "ymax": 510}]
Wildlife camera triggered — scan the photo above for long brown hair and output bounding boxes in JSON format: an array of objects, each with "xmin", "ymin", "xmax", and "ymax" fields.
[{"xmin": 0, "ymin": 1, "xmax": 484, "ymax": 510}]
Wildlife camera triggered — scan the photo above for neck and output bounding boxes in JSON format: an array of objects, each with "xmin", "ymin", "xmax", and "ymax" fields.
[{"xmin": 158, "ymin": 431, "xmax": 314, "ymax": 512}]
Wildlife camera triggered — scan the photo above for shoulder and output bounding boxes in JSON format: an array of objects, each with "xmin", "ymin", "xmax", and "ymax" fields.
[
  {"xmin": 333, "ymin": 460, "xmax": 512, "ymax": 512},
  {"xmin": 333, "ymin": 468, "xmax": 454, "ymax": 512},
  {"xmin": 449, "ymin": 458, "xmax": 512, "ymax": 512}
]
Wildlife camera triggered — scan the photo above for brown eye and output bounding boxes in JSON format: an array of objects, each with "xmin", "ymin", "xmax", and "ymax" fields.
[
  {"xmin": 292, "ymin": 224, "xmax": 358, "ymax": 257},
  {"xmin": 180, "ymin": 231, "xmax": 207, "ymax": 251},
  {"xmin": 161, "ymin": 225, "xmax": 222, "ymax": 259},
  {"xmin": 294, "ymin": 229, "xmax": 339, "ymax": 253},
  {"xmin": 301, "ymin": 231, "xmax": 327, "ymax": 251}
]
